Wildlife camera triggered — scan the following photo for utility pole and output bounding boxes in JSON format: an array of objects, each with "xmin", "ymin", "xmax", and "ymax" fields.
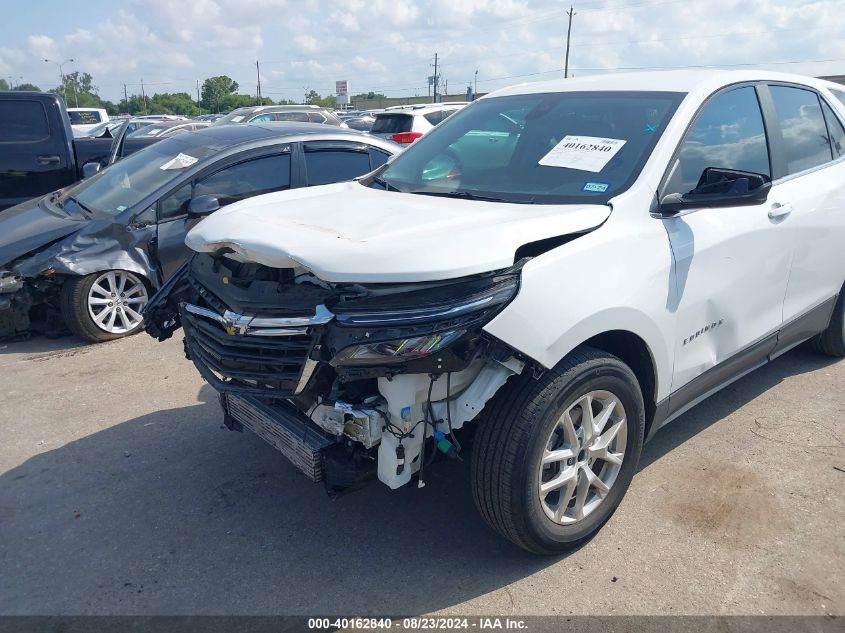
[
  {"xmin": 474, "ymin": 70, "xmax": 478, "ymax": 100},
  {"xmin": 196, "ymin": 79, "xmax": 201, "ymax": 112},
  {"xmin": 564, "ymin": 6, "xmax": 575, "ymax": 78},
  {"xmin": 433, "ymin": 52, "xmax": 438, "ymax": 103},
  {"xmin": 444, "ymin": 78, "xmax": 448, "ymax": 100},
  {"xmin": 140, "ymin": 78, "xmax": 147, "ymax": 113},
  {"xmin": 123, "ymin": 83, "xmax": 128, "ymax": 110},
  {"xmin": 256, "ymin": 60, "xmax": 262, "ymax": 104}
]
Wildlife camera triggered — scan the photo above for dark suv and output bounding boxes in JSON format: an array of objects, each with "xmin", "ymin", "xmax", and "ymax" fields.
[{"xmin": 212, "ymin": 105, "xmax": 344, "ymax": 127}]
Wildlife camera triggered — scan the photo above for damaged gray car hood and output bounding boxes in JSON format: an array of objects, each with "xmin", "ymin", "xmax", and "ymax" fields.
[
  {"xmin": 186, "ymin": 181, "xmax": 612, "ymax": 283},
  {"xmin": 0, "ymin": 196, "xmax": 87, "ymax": 267}
]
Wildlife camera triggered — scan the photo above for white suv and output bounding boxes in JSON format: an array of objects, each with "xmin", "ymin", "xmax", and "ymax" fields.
[
  {"xmin": 369, "ymin": 103, "xmax": 467, "ymax": 144},
  {"xmin": 145, "ymin": 70, "xmax": 845, "ymax": 553}
]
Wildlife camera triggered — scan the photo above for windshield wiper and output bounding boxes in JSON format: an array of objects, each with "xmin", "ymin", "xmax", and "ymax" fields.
[
  {"xmin": 409, "ymin": 190, "xmax": 534, "ymax": 204},
  {"xmin": 65, "ymin": 196, "xmax": 95, "ymax": 217},
  {"xmin": 372, "ymin": 176, "xmax": 401, "ymax": 192}
]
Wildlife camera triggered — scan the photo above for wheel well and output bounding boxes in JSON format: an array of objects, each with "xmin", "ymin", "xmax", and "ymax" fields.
[{"xmin": 581, "ymin": 330, "xmax": 657, "ymax": 432}]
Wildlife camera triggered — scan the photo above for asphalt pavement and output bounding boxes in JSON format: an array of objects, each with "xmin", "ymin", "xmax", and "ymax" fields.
[{"xmin": 0, "ymin": 333, "xmax": 842, "ymax": 615}]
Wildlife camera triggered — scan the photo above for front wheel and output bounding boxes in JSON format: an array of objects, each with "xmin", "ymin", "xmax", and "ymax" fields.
[
  {"xmin": 61, "ymin": 270, "xmax": 150, "ymax": 343},
  {"xmin": 471, "ymin": 347, "xmax": 645, "ymax": 554},
  {"xmin": 810, "ymin": 288, "xmax": 845, "ymax": 357}
]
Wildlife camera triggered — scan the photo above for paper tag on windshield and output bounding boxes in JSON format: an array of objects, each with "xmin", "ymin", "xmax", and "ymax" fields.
[
  {"xmin": 159, "ymin": 153, "xmax": 199, "ymax": 170},
  {"xmin": 539, "ymin": 135, "xmax": 626, "ymax": 173}
]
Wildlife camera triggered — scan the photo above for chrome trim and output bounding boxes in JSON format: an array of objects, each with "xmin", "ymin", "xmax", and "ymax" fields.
[
  {"xmin": 184, "ymin": 303, "xmax": 334, "ymax": 336},
  {"xmin": 294, "ymin": 358, "xmax": 319, "ymax": 393}
]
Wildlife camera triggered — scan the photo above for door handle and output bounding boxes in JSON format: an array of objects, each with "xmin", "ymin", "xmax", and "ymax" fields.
[
  {"xmin": 768, "ymin": 202, "xmax": 793, "ymax": 220},
  {"xmin": 36, "ymin": 154, "xmax": 61, "ymax": 165}
]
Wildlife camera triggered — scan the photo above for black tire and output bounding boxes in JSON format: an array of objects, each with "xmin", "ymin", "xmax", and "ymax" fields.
[
  {"xmin": 810, "ymin": 289, "xmax": 845, "ymax": 357},
  {"xmin": 471, "ymin": 346, "xmax": 645, "ymax": 554},
  {"xmin": 61, "ymin": 271, "xmax": 149, "ymax": 343}
]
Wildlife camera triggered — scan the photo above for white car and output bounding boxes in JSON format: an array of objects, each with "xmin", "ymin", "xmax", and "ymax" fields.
[
  {"xmin": 67, "ymin": 107, "xmax": 109, "ymax": 137},
  {"xmin": 145, "ymin": 70, "xmax": 845, "ymax": 553},
  {"xmin": 369, "ymin": 103, "xmax": 467, "ymax": 144}
]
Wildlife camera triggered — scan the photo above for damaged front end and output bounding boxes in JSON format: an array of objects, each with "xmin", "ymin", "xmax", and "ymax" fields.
[{"xmin": 144, "ymin": 252, "xmax": 528, "ymax": 495}]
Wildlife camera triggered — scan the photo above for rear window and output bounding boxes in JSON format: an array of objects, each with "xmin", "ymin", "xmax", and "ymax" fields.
[
  {"xmin": 0, "ymin": 100, "xmax": 50, "ymax": 142},
  {"xmin": 68, "ymin": 110, "xmax": 102, "ymax": 124},
  {"xmin": 371, "ymin": 114, "xmax": 412, "ymax": 134}
]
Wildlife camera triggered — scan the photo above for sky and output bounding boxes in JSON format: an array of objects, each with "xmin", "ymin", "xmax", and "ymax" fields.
[{"xmin": 0, "ymin": 0, "xmax": 843, "ymax": 104}]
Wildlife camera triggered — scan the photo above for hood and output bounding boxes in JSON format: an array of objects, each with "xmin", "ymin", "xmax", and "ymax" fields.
[
  {"xmin": 186, "ymin": 181, "xmax": 612, "ymax": 283},
  {"xmin": 0, "ymin": 197, "xmax": 88, "ymax": 267}
]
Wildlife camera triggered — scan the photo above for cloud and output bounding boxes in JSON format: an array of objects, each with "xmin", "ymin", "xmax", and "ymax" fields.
[{"xmin": 1, "ymin": 0, "xmax": 842, "ymax": 102}]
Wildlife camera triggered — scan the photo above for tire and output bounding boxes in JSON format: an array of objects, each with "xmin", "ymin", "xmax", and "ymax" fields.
[
  {"xmin": 471, "ymin": 346, "xmax": 645, "ymax": 555},
  {"xmin": 810, "ymin": 289, "xmax": 845, "ymax": 357},
  {"xmin": 61, "ymin": 270, "xmax": 150, "ymax": 343}
]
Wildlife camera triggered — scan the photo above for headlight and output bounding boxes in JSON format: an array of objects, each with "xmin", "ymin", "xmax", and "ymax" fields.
[
  {"xmin": 329, "ymin": 273, "xmax": 520, "ymax": 368},
  {"xmin": 0, "ymin": 270, "xmax": 23, "ymax": 294},
  {"xmin": 331, "ymin": 330, "xmax": 465, "ymax": 367},
  {"xmin": 333, "ymin": 276, "xmax": 519, "ymax": 326}
]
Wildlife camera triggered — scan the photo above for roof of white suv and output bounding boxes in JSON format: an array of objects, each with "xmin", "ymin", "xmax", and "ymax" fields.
[{"xmin": 488, "ymin": 69, "xmax": 843, "ymax": 98}]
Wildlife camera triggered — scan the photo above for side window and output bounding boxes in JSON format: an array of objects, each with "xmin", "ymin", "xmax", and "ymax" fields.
[
  {"xmin": 664, "ymin": 86, "xmax": 770, "ymax": 196},
  {"xmin": 308, "ymin": 112, "xmax": 327, "ymax": 123},
  {"xmin": 304, "ymin": 148, "xmax": 372, "ymax": 185},
  {"xmin": 159, "ymin": 182, "xmax": 192, "ymax": 221},
  {"xmin": 370, "ymin": 148, "xmax": 391, "ymax": 169},
  {"xmin": 441, "ymin": 108, "xmax": 459, "ymax": 120},
  {"xmin": 821, "ymin": 101, "xmax": 845, "ymax": 159},
  {"xmin": 423, "ymin": 111, "xmax": 443, "ymax": 125},
  {"xmin": 0, "ymin": 100, "xmax": 50, "ymax": 142},
  {"xmin": 275, "ymin": 112, "xmax": 310, "ymax": 122},
  {"xmin": 769, "ymin": 86, "xmax": 832, "ymax": 174},
  {"xmin": 193, "ymin": 153, "xmax": 291, "ymax": 207},
  {"xmin": 830, "ymin": 90, "xmax": 845, "ymax": 109},
  {"xmin": 250, "ymin": 113, "xmax": 275, "ymax": 122}
]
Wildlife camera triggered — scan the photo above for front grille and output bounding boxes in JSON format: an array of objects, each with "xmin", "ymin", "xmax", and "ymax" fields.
[{"xmin": 182, "ymin": 307, "xmax": 316, "ymax": 397}]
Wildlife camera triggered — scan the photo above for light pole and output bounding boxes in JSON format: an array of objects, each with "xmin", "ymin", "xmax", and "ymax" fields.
[
  {"xmin": 474, "ymin": 70, "xmax": 478, "ymax": 100},
  {"xmin": 44, "ymin": 58, "xmax": 75, "ymax": 105},
  {"xmin": 5, "ymin": 76, "xmax": 22, "ymax": 90}
]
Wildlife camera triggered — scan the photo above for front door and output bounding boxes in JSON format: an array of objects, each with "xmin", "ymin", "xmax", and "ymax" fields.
[
  {"xmin": 154, "ymin": 151, "xmax": 292, "ymax": 281},
  {"xmin": 661, "ymin": 84, "xmax": 792, "ymax": 400}
]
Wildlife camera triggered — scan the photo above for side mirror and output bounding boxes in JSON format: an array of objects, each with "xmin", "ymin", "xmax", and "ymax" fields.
[
  {"xmin": 659, "ymin": 168, "xmax": 771, "ymax": 216},
  {"xmin": 187, "ymin": 195, "xmax": 220, "ymax": 217},
  {"xmin": 81, "ymin": 162, "xmax": 101, "ymax": 179}
]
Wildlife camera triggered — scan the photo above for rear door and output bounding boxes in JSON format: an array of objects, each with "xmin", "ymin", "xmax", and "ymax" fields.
[
  {"xmin": 154, "ymin": 148, "xmax": 292, "ymax": 280},
  {"xmin": 758, "ymin": 83, "xmax": 845, "ymax": 353},
  {"xmin": 0, "ymin": 97, "xmax": 73, "ymax": 209},
  {"xmin": 661, "ymin": 84, "xmax": 792, "ymax": 402}
]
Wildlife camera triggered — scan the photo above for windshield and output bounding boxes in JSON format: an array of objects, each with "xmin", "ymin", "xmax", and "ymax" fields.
[
  {"xmin": 211, "ymin": 108, "xmax": 255, "ymax": 126},
  {"xmin": 377, "ymin": 91, "xmax": 683, "ymax": 204},
  {"xmin": 371, "ymin": 114, "xmax": 412, "ymax": 134},
  {"xmin": 60, "ymin": 134, "xmax": 221, "ymax": 215},
  {"xmin": 68, "ymin": 110, "xmax": 103, "ymax": 125}
]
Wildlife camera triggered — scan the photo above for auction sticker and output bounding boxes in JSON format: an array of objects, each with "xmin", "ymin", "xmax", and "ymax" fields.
[
  {"xmin": 539, "ymin": 135, "xmax": 626, "ymax": 172},
  {"xmin": 160, "ymin": 153, "xmax": 200, "ymax": 170}
]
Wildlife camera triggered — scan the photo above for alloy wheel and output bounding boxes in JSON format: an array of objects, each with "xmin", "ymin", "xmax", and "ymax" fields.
[
  {"xmin": 86, "ymin": 271, "xmax": 148, "ymax": 334},
  {"xmin": 537, "ymin": 390, "xmax": 628, "ymax": 525}
]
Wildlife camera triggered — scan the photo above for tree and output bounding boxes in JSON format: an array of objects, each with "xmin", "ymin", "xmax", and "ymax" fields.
[
  {"xmin": 352, "ymin": 92, "xmax": 386, "ymax": 101},
  {"xmin": 201, "ymin": 75, "xmax": 239, "ymax": 112},
  {"xmin": 13, "ymin": 82, "xmax": 42, "ymax": 92},
  {"xmin": 0, "ymin": 79, "xmax": 7, "ymax": 91}
]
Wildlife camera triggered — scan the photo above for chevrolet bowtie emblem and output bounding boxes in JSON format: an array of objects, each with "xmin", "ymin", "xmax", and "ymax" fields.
[{"xmin": 226, "ymin": 324, "xmax": 237, "ymax": 336}]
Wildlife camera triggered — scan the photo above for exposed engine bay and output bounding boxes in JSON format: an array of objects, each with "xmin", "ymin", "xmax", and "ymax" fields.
[{"xmin": 144, "ymin": 252, "xmax": 528, "ymax": 495}]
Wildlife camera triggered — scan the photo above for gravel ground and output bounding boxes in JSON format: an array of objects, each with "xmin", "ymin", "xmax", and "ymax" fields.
[{"xmin": 0, "ymin": 333, "xmax": 842, "ymax": 616}]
